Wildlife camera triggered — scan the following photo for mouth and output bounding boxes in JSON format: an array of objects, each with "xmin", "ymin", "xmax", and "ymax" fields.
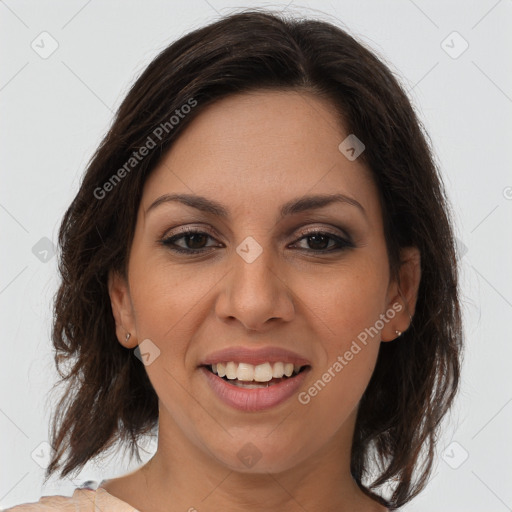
[
  {"xmin": 198, "ymin": 346, "xmax": 312, "ymax": 411},
  {"xmin": 200, "ymin": 360, "xmax": 311, "ymax": 412},
  {"xmin": 202, "ymin": 361, "xmax": 310, "ymax": 389}
]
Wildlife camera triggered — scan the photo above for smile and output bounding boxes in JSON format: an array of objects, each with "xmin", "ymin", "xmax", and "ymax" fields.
[
  {"xmin": 200, "ymin": 363, "xmax": 311, "ymax": 411},
  {"xmin": 209, "ymin": 361, "xmax": 306, "ymax": 382}
]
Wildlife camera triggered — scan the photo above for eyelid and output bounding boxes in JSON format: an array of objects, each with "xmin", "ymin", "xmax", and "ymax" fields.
[
  {"xmin": 160, "ymin": 223, "xmax": 354, "ymax": 257},
  {"xmin": 290, "ymin": 229, "xmax": 354, "ymax": 251},
  {"xmin": 160, "ymin": 223, "xmax": 224, "ymax": 241},
  {"xmin": 288, "ymin": 223, "xmax": 353, "ymax": 245},
  {"xmin": 161, "ymin": 222, "xmax": 351, "ymax": 243}
]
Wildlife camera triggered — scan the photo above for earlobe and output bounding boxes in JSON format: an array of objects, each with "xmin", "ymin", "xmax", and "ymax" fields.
[
  {"xmin": 108, "ymin": 270, "xmax": 138, "ymax": 348},
  {"xmin": 382, "ymin": 247, "xmax": 421, "ymax": 342}
]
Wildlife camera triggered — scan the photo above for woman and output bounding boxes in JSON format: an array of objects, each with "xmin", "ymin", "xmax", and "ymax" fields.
[{"xmin": 6, "ymin": 9, "xmax": 462, "ymax": 512}]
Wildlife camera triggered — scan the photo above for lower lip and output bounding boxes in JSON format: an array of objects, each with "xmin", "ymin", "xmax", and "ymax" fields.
[{"xmin": 200, "ymin": 366, "xmax": 310, "ymax": 412}]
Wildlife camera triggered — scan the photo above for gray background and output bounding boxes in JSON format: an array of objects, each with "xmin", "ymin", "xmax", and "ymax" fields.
[{"xmin": 1, "ymin": 1, "xmax": 511, "ymax": 510}]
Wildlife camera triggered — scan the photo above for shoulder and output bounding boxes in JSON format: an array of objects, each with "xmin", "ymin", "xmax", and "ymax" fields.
[{"xmin": 2, "ymin": 488, "xmax": 96, "ymax": 512}]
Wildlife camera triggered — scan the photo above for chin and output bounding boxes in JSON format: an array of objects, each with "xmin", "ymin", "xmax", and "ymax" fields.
[{"xmin": 206, "ymin": 434, "xmax": 311, "ymax": 475}]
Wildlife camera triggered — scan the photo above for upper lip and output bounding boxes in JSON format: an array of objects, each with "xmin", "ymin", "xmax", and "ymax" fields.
[{"xmin": 200, "ymin": 346, "xmax": 311, "ymax": 367}]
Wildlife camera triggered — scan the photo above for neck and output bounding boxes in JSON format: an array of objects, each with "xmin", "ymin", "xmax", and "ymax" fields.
[{"xmin": 133, "ymin": 407, "xmax": 386, "ymax": 512}]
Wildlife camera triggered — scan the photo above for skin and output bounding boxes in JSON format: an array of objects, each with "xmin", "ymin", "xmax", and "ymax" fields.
[{"xmin": 106, "ymin": 90, "xmax": 421, "ymax": 512}]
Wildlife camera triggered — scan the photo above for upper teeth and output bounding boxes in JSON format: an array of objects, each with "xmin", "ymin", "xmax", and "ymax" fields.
[{"xmin": 211, "ymin": 362, "xmax": 303, "ymax": 382}]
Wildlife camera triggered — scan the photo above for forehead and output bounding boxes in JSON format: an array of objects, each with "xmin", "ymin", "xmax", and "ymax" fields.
[{"xmin": 141, "ymin": 90, "xmax": 380, "ymax": 221}]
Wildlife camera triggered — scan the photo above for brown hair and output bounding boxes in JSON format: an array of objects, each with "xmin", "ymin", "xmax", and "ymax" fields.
[{"xmin": 45, "ymin": 10, "xmax": 462, "ymax": 509}]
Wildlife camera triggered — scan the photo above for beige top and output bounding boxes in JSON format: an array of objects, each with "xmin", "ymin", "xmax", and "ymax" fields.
[{"xmin": 3, "ymin": 487, "xmax": 140, "ymax": 512}]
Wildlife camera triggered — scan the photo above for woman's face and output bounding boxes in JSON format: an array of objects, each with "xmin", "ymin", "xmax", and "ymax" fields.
[{"xmin": 110, "ymin": 90, "xmax": 414, "ymax": 474}]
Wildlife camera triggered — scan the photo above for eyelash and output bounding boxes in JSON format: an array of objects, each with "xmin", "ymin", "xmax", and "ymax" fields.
[{"xmin": 160, "ymin": 227, "xmax": 354, "ymax": 255}]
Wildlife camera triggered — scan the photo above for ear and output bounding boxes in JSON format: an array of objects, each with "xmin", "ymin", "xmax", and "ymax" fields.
[
  {"xmin": 108, "ymin": 270, "xmax": 138, "ymax": 348},
  {"xmin": 381, "ymin": 246, "xmax": 421, "ymax": 342}
]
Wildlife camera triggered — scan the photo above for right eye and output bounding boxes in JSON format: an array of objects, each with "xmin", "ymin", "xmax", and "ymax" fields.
[{"xmin": 161, "ymin": 229, "xmax": 222, "ymax": 254}]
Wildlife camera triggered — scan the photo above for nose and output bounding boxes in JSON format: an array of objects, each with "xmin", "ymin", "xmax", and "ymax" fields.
[{"xmin": 214, "ymin": 246, "xmax": 295, "ymax": 331}]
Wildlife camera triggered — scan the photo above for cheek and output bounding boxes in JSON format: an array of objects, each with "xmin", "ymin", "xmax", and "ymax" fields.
[
  {"xmin": 298, "ymin": 256, "xmax": 389, "ymax": 348},
  {"xmin": 129, "ymin": 252, "xmax": 221, "ymax": 335},
  {"xmin": 294, "ymin": 262, "xmax": 386, "ymax": 438},
  {"xmin": 293, "ymin": 255, "xmax": 388, "ymax": 405},
  {"xmin": 127, "ymin": 253, "xmax": 240, "ymax": 398}
]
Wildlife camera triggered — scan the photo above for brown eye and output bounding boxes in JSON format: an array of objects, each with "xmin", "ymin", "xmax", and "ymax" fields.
[
  {"xmin": 184, "ymin": 233, "xmax": 209, "ymax": 249},
  {"xmin": 161, "ymin": 229, "xmax": 352, "ymax": 255},
  {"xmin": 292, "ymin": 231, "xmax": 353, "ymax": 252},
  {"xmin": 161, "ymin": 230, "xmax": 221, "ymax": 254},
  {"xmin": 305, "ymin": 233, "xmax": 331, "ymax": 250}
]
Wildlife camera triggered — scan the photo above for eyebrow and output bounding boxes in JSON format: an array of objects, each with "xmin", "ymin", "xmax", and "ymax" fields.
[{"xmin": 146, "ymin": 192, "xmax": 366, "ymax": 218}]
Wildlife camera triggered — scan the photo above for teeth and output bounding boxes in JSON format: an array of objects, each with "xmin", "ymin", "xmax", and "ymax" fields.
[
  {"xmin": 254, "ymin": 362, "xmax": 272, "ymax": 382},
  {"xmin": 209, "ymin": 361, "xmax": 305, "ymax": 381},
  {"xmin": 226, "ymin": 361, "xmax": 237, "ymax": 380},
  {"xmin": 272, "ymin": 362, "xmax": 284, "ymax": 378},
  {"xmin": 236, "ymin": 363, "xmax": 254, "ymax": 381},
  {"xmin": 231, "ymin": 380, "xmax": 269, "ymax": 389}
]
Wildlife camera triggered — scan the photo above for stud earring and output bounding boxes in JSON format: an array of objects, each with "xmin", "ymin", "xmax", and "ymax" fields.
[
  {"xmin": 125, "ymin": 333, "xmax": 131, "ymax": 342},
  {"xmin": 395, "ymin": 330, "xmax": 402, "ymax": 337}
]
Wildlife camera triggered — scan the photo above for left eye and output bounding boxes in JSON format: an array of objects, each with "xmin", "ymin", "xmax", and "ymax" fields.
[{"xmin": 292, "ymin": 232, "xmax": 351, "ymax": 252}]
